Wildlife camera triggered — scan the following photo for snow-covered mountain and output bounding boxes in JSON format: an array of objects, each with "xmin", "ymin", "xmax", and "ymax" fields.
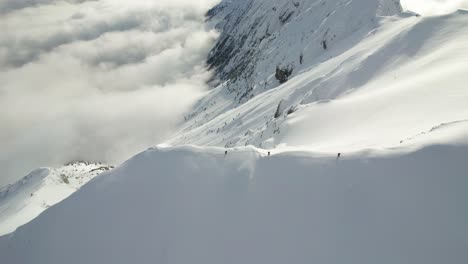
[
  {"xmin": 1, "ymin": 0, "xmax": 468, "ymax": 263},
  {"xmin": 0, "ymin": 162, "xmax": 112, "ymax": 235},
  {"xmin": 171, "ymin": 0, "xmax": 468, "ymax": 152},
  {"xmin": 207, "ymin": 0, "xmax": 402, "ymax": 98}
]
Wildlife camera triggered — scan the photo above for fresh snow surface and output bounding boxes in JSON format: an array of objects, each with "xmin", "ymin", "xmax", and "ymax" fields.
[
  {"xmin": 0, "ymin": 145, "xmax": 467, "ymax": 264},
  {"xmin": 1, "ymin": 0, "xmax": 468, "ymax": 263},
  {"xmin": 0, "ymin": 162, "xmax": 112, "ymax": 235}
]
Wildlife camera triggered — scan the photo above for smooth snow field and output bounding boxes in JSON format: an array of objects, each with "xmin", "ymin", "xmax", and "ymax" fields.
[{"xmin": 0, "ymin": 145, "xmax": 467, "ymax": 264}]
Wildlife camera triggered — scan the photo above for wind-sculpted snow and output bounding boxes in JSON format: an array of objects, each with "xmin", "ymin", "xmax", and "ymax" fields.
[{"xmin": 0, "ymin": 145, "xmax": 467, "ymax": 264}]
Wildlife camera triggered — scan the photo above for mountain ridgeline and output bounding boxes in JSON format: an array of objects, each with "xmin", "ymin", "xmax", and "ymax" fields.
[
  {"xmin": 1, "ymin": 1, "xmax": 468, "ymax": 263},
  {"xmin": 173, "ymin": 0, "xmax": 468, "ymax": 150},
  {"xmin": 206, "ymin": 0, "xmax": 403, "ymax": 103}
]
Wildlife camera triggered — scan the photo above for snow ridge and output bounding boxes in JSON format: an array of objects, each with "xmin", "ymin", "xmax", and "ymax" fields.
[
  {"xmin": 1, "ymin": 1, "xmax": 468, "ymax": 262},
  {"xmin": 1, "ymin": 145, "xmax": 467, "ymax": 264},
  {"xmin": 0, "ymin": 162, "xmax": 112, "ymax": 235}
]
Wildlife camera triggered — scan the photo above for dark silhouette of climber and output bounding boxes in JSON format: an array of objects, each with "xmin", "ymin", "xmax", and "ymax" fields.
[{"xmin": 337, "ymin": 153, "xmax": 341, "ymax": 158}]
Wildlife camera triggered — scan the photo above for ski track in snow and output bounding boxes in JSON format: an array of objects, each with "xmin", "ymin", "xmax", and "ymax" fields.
[{"xmin": 399, "ymin": 119, "xmax": 468, "ymax": 144}]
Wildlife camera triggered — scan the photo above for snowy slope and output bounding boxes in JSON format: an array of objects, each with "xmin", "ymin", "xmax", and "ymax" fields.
[
  {"xmin": 0, "ymin": 145, "xmax": 467, "ymax": 264},
  {"xmin": 1, "ymin": 0, "xmax": 468, "ymax": 263},
  {"xmin": 0, "ymin": 162, "xmax": 112, "ymax": 235},
  {"xmin": 172, "ymin": 2, "xmax": 468, "ymax": 152},
  {"xmin": 207, "ymin": 0, "xmax": 402, "ymax": 98}
]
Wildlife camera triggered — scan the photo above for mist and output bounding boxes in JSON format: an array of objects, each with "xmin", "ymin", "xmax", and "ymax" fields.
[{"xmin": 0, "ymin": 0, "xmax": 220, "ymax": 186}]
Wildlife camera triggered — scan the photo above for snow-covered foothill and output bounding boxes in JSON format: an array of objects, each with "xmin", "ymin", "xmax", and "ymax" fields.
[
  {"xmin": 0, "ymin": 145, "xmax": 467, "ymax": 264},
  {"xmin": 0, "ymin": 162, "xmax": 112, "ymax": 235}
]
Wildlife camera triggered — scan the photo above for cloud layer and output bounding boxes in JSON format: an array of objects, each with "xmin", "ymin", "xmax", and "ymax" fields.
[
  {"xmin": 0, "ymin": 0, "xmax": 219, "ymax": 186},
  {"xmin": 402, "ymin": 0, "xmax": 468, "ymax": 15}
]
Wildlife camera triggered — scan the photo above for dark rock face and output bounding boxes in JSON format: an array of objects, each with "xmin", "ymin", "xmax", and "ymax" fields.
[
  {"xmin": 206, "ymin": 0, "xmax": 299, "ymax": 102},
  {"xmin": 206, "ymin": 0, "xmax": 260, "ymax": 102},
  {"xmin": 275, "ymin": 65, "xmax": 293, "ymax": 84}
]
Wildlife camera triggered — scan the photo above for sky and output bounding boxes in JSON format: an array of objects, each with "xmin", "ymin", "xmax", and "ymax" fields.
[{"xmin": 0, "ymin": 0, "xmax": 467, "ymax": 187}]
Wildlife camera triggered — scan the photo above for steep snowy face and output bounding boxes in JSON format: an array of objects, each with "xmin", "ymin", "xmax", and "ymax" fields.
[
  {"xmin": 207, "ymin": 0, "xmax": 402, "ymax": 102},
  {"xmin": 173, "ymin": 5, "xmax": 468, "ymax": 151}
]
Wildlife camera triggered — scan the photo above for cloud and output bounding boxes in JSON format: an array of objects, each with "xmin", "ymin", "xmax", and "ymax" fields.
[
  {"xmin": 401, "ymin": 0, "xmax": 468, "ymax": 15},
  {"xmin": 0, "ymin": 0, "xmax": 220, "ymax": 186},
  {"xmin": 0, "ymin": 0, "xmax": 97, "ymax": 14}
]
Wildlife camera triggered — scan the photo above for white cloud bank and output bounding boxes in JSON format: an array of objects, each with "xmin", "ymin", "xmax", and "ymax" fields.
[
  {"xmin": 402, "ymin": 0, "xmax": 468, "ymax": 15},
  {"xmin": 0, "ymin": 0, "xmax": 220, "ymax": 186}
]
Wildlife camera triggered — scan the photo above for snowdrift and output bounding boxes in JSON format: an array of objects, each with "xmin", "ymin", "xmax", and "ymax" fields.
[{"xmin": 1, "ymin": 145, "xmax": 467, "ymax": 264}]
